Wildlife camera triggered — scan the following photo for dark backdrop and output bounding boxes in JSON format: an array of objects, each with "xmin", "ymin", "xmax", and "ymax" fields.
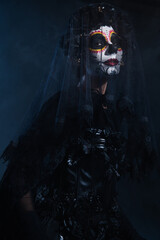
[{"xmin": 0, "ymin": 0, "xmax": 160, "ymax": 239}]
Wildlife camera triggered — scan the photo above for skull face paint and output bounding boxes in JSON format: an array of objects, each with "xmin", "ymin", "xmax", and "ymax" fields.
[{"xmin": 89, "ymin": 26, "xmax": 123, "ymax": 75}]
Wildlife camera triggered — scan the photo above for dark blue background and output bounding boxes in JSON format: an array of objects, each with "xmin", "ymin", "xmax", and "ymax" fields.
[{"xmin": 0, "ymin": 0, "xmax": 160, "ymax": 239}]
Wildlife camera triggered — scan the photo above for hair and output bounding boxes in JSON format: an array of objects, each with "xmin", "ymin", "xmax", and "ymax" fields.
[{"xmin": 60, "ymin": 3, "xmax": 131, "ymax": 58}]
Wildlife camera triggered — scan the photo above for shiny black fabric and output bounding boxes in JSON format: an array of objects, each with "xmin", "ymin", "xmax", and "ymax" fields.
[
  {"xmin": 0, "ymin": 3, "xmax": 156, "ymax": 240},
  {"xmin": 28, "ymin": 91, "xmax": 145, "ymax": 240},
  {"xmin": 0, "ymin": 91, "xmax": 147, "ymax": 240}
]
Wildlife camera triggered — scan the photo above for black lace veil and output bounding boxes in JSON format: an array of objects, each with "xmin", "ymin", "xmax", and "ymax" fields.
[
  {"xmin": 0, "ymin": 3, "xmax": 157, "ymax": 205},
  {"xmin": 6, "ymin": 3, "xmax": 149, "ymax": 136}
]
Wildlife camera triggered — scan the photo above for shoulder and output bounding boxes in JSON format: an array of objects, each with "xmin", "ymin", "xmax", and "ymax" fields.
[
  {"xmin": 31, "ymin": 92, "xmax": 61, "ymax": 130},
  {"xmin": 37, "ymin": 92, "xmax": 60, "ymax": 119}
]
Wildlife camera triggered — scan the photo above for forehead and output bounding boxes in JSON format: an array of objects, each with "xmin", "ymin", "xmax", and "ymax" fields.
[{"xmin": 89, "ymin": 25, "xmax": 115, "ymax": 44}]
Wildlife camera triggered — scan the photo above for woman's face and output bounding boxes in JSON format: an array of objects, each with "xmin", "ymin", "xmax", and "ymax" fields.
[{"xmin": 88, "ymin": 25, "xmax": 123, "ymax": 76}]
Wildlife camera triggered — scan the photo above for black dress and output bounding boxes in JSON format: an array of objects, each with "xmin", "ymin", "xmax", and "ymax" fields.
[
  {"xmin": 33, "ymin": 91, "xmax": 145, "ymax": 240},
  {"xmin": 0, "ymin": 91, "xmax": 147, "ymax": 240}
]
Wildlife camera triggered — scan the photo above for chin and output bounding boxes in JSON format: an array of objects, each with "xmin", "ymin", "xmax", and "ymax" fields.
[
  {"xmin": 107, "ymin": 69, "xmax": 119, "ymax": 75},
  {"xmin": 105, "ymin": 66, "xmax": 120, "ymax": 75}
]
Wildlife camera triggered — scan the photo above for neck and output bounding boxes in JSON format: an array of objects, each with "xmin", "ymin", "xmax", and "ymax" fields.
[
  {"xmin": 91, "ymin": 77, "xmax": 108, "ymax": 95},
  {"xmin": 78, "ymin": 75, "xmax": 108, "ymax": 95}
]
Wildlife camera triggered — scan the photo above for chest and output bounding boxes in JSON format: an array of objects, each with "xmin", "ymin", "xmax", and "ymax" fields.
[{"xmin": 56, "ymin": 152, "xmax": 107, "ymax": 197}]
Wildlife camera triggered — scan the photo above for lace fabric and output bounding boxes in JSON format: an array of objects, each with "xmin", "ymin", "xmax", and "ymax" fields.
[{"xmin": 0, "ymin": 3, "xmax": 156, "ymax": 240}]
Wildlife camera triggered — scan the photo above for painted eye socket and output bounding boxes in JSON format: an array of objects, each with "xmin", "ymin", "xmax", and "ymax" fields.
[
  {"xmin": 89, "ymin": 34, "xmax": 108, "ymax": 51},
  {"xmin": 111, "ymin": 33, "xmax": 122, "ymax": 49}
]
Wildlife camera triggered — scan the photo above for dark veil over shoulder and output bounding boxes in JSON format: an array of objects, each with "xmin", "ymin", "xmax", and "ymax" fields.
[{"xmin": 0, "ymin": 3, "xmax": 157, "ymax": 208}]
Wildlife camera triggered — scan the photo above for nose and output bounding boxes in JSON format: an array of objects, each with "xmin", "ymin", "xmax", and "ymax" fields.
[{"xmin": 104, "ymin": 44, "xmax": 118, "ymax": 55}]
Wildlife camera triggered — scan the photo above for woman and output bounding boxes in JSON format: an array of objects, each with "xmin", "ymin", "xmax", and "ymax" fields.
[{"xmin": 0, "ymin": 3, "xmax": 155, "ymax": 240}]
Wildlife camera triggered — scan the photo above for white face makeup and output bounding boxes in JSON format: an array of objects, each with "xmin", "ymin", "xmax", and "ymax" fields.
[{"xmin": 88, "ymin": 25, "xmax": 123, "ymax": 76}]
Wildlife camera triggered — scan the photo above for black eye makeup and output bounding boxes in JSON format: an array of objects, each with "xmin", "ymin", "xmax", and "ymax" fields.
[
  {"xmin": 110, "ymin": 33, "xmax": 122, "ymax": 49},
  {"xmin": 89, "ymin": 34, "xmax": 108, "ymax": 51}
]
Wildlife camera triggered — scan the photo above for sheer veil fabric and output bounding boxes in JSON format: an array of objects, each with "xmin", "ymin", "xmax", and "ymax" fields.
[{"xmin": 0, "ymin": 2, "xmax": 157, "ymax": 207}]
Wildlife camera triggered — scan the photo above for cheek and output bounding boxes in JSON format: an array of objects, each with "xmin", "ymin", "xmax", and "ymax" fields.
[
  {"xmin": 90, "ymin": 51, "xmax": 105, "ymax": 62},
  {"xmin": 116, "ymin": 50, "xmax": 123, "ymax": 61}
]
